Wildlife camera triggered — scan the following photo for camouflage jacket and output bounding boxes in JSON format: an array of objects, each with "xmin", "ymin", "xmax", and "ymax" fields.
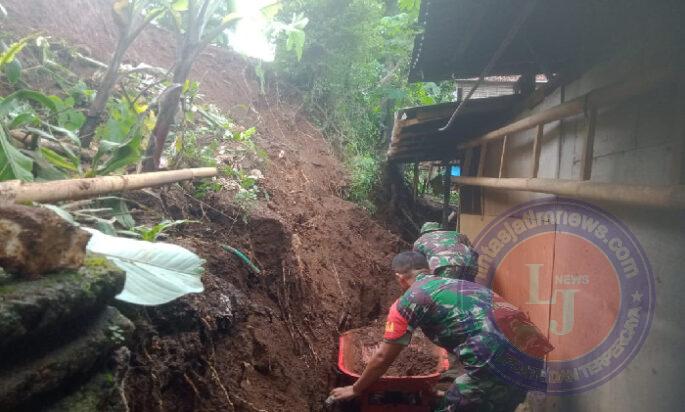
[
  {"xmin": 413, "ymin": 231, "xmax": 478, "ymax": 280},
  {"xmin": 384, "ymin": 274, "xmax": 553, "ymax": 369}
]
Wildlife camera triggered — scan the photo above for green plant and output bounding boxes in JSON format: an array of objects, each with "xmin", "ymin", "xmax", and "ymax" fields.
[
  {"xmin": 107, "ymin": 325, "xmax": 126, "ymax": 344},
  {"xmin": 0, "ymin": 35, "xmax": 33, "ymax": 85},
  {"xmin": 0, "ymin": 126, "xmax": 33, "ymax": 180},
  {"xmin": 193, "ymin": 180, "xmax": 223, "ymax": 198},
  {"xmin": 79, "ymin": 0, "xmax": 165, "ymax": 146},
  {"xmin": 44, "ymin": 204, "xmax": 205, "ymax": 306},
  {"xmin": 89, "ymin": 98, "xmax": 154, "ymax": 176},
  {"xmin": 142, "ymin": 0, "xmax": 246, "ymax": 170},
  {"xmin": 132, "ymin": 219, "xmax": 194, "ymax": 241},
  {"xmin": 272, "ymin": 0, "xmax": 455, "ymax": 210},
  {"xmin": 347, "ymin": 153, "xmax": 380, "ymax": 212}
]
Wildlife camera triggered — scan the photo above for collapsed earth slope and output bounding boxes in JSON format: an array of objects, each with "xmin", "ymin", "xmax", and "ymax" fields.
[{"xmin": 4, "ymin": 0, "xmax": 407, "ymax": 410}]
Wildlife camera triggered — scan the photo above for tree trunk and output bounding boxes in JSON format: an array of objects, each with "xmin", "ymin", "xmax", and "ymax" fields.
[
  {"xmin": 79, "ymin": 31, "xmax": 131, "ymax": 148},
  {"xmin": 142, "ymin": 46, "xmax": 197, "ymax": 171}
]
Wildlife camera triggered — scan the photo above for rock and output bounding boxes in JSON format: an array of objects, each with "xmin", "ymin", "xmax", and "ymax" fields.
[
  {"xmin": 0, "ymin": 205, "xmax": 91, "ymax": 278},
  {"xmin": 0, "ymin": 260, "xmax": 125, "ymax": 356},
  {"xmin": 0, "ymin": 306, "xmax": 134, "ymax": 411},
  {"xmin": 45, "ymin": 371, "xmax": 127, "ymax": 412}
]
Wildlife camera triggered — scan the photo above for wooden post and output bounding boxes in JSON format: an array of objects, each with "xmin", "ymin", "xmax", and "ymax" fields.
[
  {"xmin": 580, "ymin": 109, "xmax": 597, "ymax": 180},
  {"xmin": 421, "ymin": 165, "xmax": 433, "ymax": 196},
  {"xmin": 412, "ymin": 162, "xmax": 420, "ymax": 203},
  {"xmin": 456, "ymin": 185, "xmax": 462, "ymax": 232},
  {"xmin": 478, "ymin": 143, "xmax": 488, "ymax": 177},
  {"xmin": 531, "ymin": 124, "xmax": 544, "ymax": 177},
  {"xmin": 441, "ymin": 160, "xmax": 451, "ymax": 228},
  {"xmin": 498, "ymin": 135, "xmax": 508, "ymax": 178},
  {"xmin": 463, "ymin": 148, "xmax": 474, "ymax": 176}
]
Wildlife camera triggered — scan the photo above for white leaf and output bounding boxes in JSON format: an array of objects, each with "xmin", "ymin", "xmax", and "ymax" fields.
[{"xmin": 84, "ymin": 228, "xmax": 205, "ymax": 306}]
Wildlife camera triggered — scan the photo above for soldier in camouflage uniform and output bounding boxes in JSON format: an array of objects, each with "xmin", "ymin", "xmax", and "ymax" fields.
[
  {"xmin": 329, "ymin": 252, "xmax": 553, "ymax": 411},
  {"xmin": 414, "ymin": 222, "xmax": 479, "ymax": 281}
]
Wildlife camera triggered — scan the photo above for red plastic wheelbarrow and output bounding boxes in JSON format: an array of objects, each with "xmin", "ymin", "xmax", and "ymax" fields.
[{"xmin": 336, "ymin": 329, "xmax": 449, "ymax": 412}]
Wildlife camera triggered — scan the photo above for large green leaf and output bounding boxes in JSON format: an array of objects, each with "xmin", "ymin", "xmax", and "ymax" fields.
[
  {"xmin": 0, "ymin": 126, "xmax": 34, "ymax": 181},
  {"xmin": 0, "ymin": 89, "xmax": 58, "ymax": 117},
  {"xmin": 22, "ymin": 148, "xmax": 67, "ymax": 180},
  {"xmin": 39, "ymin": 146, "xmax": 79, "ymax": 172},
  {"xmin": 98, "ymin": 197, "xmax": 135, "ymax": 229},
  {"xmin": 95, "ymin": 135, "xmax": 142, "ymax": 175},
  {"xmin": 84, "ymin": 227, "xmax": 205, "ymax": 306}
]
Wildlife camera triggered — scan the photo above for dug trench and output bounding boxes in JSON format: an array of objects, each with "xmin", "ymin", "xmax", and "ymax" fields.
[{"xmin": 117, "ymin": 185, "xmax": 406, "ymax": 411}]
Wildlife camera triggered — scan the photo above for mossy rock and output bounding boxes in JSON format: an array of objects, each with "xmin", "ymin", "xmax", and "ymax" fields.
[
  {"xmin": 0, "ymin": 261, "xmax": 125, "ymax": 356},
  {"xmin": 0, "ymin": 306, "xmax": 133, "ymax": 411},
  {"xmin": 46, "ymin": 371, "xmax": 126, "ymax": 412}
]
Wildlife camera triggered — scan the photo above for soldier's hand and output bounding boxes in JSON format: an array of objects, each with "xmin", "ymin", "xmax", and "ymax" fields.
[{"xmin": 330, "ymin": 385, "xmax": 357, "ymax": 401}]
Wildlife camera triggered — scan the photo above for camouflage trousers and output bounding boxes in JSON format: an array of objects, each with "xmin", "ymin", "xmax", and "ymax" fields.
[
  {"xmin": 434, "ymin": 265, "xmax": 477, "ymax": 282},
  {"xmin": 435, "ymin": 361, "xmax": 527, "ymax": 412}
]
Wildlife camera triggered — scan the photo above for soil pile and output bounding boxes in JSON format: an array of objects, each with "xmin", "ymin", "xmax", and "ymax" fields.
[
  {"xmin": 346, "ymin": 326, "xmax": 439, "ymax": 377},
  {"xmin": 3, "ymin": 1, "xmax": 410, "ymax": 411}
]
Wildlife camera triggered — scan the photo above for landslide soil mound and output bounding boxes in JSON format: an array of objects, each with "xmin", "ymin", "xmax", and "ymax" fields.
[
  {"xmin": 3, "ymin": 1, "xmax": 409, "ymax": 411},
  {"xmin": 345, "ymin": 325, "xmax": 440, "ymax": 377}
]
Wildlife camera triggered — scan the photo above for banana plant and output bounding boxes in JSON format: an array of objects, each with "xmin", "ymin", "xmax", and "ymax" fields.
[
  {"xmin": 142, "ymin": 0, "xmax": 283, "ymax": 171},
  {"xmin": 79, "ymin": 0, "xmax": 165, "ymax": 148},
  {"xmin": 0, "ymin": 89, "xmax": 62, "ymax": 181}
]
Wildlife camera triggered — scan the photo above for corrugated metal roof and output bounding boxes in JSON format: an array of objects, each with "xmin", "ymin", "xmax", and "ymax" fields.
[
  {"xmin": 408, "ymin": 0, "xmax": 632, "ymax": 82},
  {"xmin": 387, "ymin": 94, "xmax": 522, "ymax": 163}
]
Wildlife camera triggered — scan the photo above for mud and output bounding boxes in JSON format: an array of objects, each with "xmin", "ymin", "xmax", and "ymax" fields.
[{"xmin": 346, "ymin": 325, "xmax": 439, "ymax": 377}]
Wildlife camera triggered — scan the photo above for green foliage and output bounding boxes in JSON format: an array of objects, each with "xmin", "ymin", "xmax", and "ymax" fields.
[
  {"xmin": 0, "ymin": 21, "xmax": 268, "ymax": 214},
  {"xmin": 273, "ymin": 0, "xmax": 455, "ymax": 210},
  {"xmin": 0, "ymin": 126, "xmax": 34, "ymax": 181},
  {"xmin": 0, "ymin": 89, "xmax": 58, "ymax": 117},
  {"xmin": 348, "ymin": 153, "xmax": 380, "ymax": 212},
  {"xmin": 41, "ymin": 204, "xmax": 204, "ymax": 306},
  {"xmin": 271, "ymin": 12, "xmax": 309, "ymax": 61},
  {"xmin": 0, "ymin": 36, "xmax": 32, "ymax": 69},
  {"xmin": 90, "ymin": 98, "xmax": 153, "ymax": 176},
  {"xmin": 133, "ymin": 219, "xmax": 193, "ymax": 241}
]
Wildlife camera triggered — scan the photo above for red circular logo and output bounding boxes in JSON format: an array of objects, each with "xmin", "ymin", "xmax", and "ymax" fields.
[{"xmin": 474, "ymin": 198, "xmax": 654, "ymax": 394}]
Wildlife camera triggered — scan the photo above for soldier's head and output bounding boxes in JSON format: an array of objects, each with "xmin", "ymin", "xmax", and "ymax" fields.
[
  {"xmin": 420, "ymin": 221, "xmax": 441, "ymax": 235},
  {"xmin": 391, "ymin": 251, "xmax": 429, "ymax": 290}
]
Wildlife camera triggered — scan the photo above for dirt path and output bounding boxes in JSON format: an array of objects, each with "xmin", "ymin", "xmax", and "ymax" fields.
[{"xmin": 3, "ymin": 1, "xmax": 407, "ymax": 410}]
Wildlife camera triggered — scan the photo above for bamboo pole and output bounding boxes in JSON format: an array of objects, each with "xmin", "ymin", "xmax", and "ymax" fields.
[
  {"xmin": 459, "ymin": 66, "xmax": 674, "ymax": 149},
  {"xmin": 451, "ymin": 176, "xmax": 685, "ymax": 209},
  {"xmin": 0, "ymin": 167, "xmax": 217, "ymax": 204}
]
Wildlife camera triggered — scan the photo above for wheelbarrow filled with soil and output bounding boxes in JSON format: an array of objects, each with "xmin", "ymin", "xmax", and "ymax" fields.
[{"xmin": 336, "ymin": 325, "xmax": 449, "ymax": 412}]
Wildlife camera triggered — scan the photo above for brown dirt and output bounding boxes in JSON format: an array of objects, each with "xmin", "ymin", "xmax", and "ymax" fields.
[
  {"xmin": 345, "ymin": 326, "xmax": 440, "ymax": 377},
  {"xmin": 2, "ymin": 1, "xmax": 411, "ymax": 411}
]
